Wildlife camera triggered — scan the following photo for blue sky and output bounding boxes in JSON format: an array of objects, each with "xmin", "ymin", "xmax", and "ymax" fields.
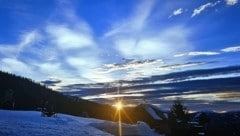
[{"xmin": 1, "ymin": 0, "xmax": 240, "ymax": 111}]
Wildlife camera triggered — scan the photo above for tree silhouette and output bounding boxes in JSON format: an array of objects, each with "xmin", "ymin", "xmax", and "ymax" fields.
[
  {"xmin": 167, "ymin": 100, "xmax": 190, "ymax": 136},
  {"xmin": 1, "ymin": 89, "xmax": 15, "ymax": 109},
  {"xmin": 198, "ymin": 113, "xmax": 210, "ymax": 125},
  {"xmin": 169, "ymin": 100, "xmax": 189, "ymax": 122}
]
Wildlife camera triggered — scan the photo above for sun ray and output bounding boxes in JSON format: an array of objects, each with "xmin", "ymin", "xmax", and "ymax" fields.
[
  {"xmin": 113, "ymin": 100, "xmax": 123, "ymax": 136},
  {"xmin": 121, "ymin": 109, "xmax": 134, "ymax": 124}
]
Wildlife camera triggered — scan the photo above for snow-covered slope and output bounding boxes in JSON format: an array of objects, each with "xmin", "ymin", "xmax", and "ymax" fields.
[{"xmin": 0, "ymin": 110, "xmax": 161, "ymax": 136}]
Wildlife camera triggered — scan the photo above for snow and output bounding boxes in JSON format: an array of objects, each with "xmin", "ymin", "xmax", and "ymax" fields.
[{"xmin": 0, "ymin": 110, "xmax": 162, "ymax": 136}]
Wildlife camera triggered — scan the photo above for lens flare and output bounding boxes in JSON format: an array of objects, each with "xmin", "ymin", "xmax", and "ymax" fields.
[{"xmin": 115, "ymin": 101, "xmax": 123, "ymax": 111}]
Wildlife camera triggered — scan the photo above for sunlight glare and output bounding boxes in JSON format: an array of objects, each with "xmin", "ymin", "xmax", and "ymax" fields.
[{"xmin": 115, "ymin": 101, "xmax": 123, "ymax": 111}]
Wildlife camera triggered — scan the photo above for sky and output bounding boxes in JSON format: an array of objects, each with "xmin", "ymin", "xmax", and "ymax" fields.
[{"xmin": 0, "ymin": 0, "xmax": 240, "ymax": 111}]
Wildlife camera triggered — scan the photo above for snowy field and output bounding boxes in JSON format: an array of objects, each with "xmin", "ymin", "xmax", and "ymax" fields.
[{"xmin": 0, "ymin": 110, "xmax": 161, "ymax": 136}]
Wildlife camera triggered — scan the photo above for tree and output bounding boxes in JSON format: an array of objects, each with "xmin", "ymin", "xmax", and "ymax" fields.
[
  {"xmin": 169, "ymin": 100, "xmax": 189, "ymax": 122},
  {"xmin": 167, "ymin": 100, "xmax": 190, "ymax": 136},
  {"xmin": 198, "ymin": 113, "xmax": 210, "ymax": 125},
  {"xmin": 1, "ymin": 89, "xmax": 15, "ymax": 109}
]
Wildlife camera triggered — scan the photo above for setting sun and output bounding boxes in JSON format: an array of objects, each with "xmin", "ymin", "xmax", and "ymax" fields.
[{"xmin": 115, "ymin": 101, "xmax": 123, "ymax": 111}]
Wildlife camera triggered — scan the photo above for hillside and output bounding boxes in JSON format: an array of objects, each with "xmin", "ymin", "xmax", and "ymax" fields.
[{"xmin": 0, "ymin": 71, "xmax": 113, "ymax": 120}]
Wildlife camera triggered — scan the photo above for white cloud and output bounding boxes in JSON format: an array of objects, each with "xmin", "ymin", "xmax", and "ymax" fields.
[
  {"xmin": 173, "ymin": 8, "xmax": 183, "ymax": 15},
  {"xmin": 66, "ymin": 56, "xmax": 100, "ymax": 69},
  {"xmin": 192, "ymin": 1, "xmax": 221, "ymax": 17},
  {"xmin": 225, "ymin": 0, "xmax": 238, "ymax": 5},
  {"xmin": 221, "ymin": 46, "xmax": 240, "ymax": 52},
  {"xmin": 46, "ymin": 25, "xmax": 95, "ymax": 50},
  {"xmin": 188, "ymin": 52, "xmax": 219, "ymax": 56},
  {"xmin": 169, "ymin": 8, "xmax": 184, "ymax": 18},
  {"xmin": 174, "ymin": 51, "xmax": 220, "ymax": 57}
]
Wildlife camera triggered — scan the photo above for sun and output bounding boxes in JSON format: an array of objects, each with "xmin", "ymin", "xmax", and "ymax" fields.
[{"xmin": 115, "ymin": 101, "xmax": 123, "ymax": 111}]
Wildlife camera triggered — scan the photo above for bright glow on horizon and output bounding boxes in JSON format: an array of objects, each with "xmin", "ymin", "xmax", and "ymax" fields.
[{"xmin": 115, "ymin": 101, "xmax": 123, "ymax": 111}]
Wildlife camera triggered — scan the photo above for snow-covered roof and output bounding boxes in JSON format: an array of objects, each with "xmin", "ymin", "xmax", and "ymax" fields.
[{"xmin": 141, "ymin": 104, "xmax": 164, "ymax": 120}]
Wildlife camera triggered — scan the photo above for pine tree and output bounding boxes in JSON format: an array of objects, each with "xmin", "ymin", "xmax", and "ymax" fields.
[{"xmin": 169, "ymin": 100, "xmax": 189, "ymax": 122}]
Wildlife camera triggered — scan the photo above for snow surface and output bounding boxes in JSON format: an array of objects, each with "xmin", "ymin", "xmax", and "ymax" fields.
[{"xmin": 0, "ymin": 110, "xmax": 161, "ymax": 136}]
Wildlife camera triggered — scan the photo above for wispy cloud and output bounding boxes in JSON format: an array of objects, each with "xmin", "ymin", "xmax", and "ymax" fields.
[
  {"xmin": 156, "ymin": 62, "xmax": 206, "ymax": 71},
  {"xmin": 103, "ymin": 0, "xmax": 192, "ymax": 61},
  {"xmin": 221, "ymin": 46, "xmax": 240, "ymax": 52},
  {"xmin": 169, "ymin": 8, "xmax": 184, "ymax": 18},
  {"xmin": 0, "ymin": 31, "xmax": 41, "ymax": 58},
  {"xmin": 225, "ymin": 0, "xmax": 238, "ymax": 5},
  {"xmin": 174, "ymin": 51, "xmax": 220, "ymax": 57},
  {"xmin": 113, "ymin": 26, "xmax": 191, "ymax": 59},
  {"xmin": 97, "ymin": 58, "xmax": 163, "ymax": 73},
  {"xmin": 104, "ymin": 0, "xmax": 155, "ymax": 37},
  {"xmin": 17, "ymin": 31, "xmax": 41, "ymax": 56},
  {"xmin": 192, "ymin": 1, "xmax": 221, "ymax": 17}
]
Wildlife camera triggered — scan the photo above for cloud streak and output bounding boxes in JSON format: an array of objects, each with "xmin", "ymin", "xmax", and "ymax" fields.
[
  {"xmin": 221, "ymin": 46, "xmax": 240, "ymax": 52},
  {"xmin": 97, "ymin": 58, "xmax": 163, "ymax": 73},
  {"xmin": 169, "ymin": 8, "xmax": 184, "ymax": 18},
  {"xmin": 174, "ymin": 51, "xmax": 220, "ymax": 57},
  {"xmin": 192, "ymin": 1, "xmax": 221, "ymax": 17},
  {"xmin": 104, "ymin": 0, "xmax": 155, "ymax": 37},
  {"xmin": 156, "ymin": 62, "xmax": 206, "ymax": 71}
]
